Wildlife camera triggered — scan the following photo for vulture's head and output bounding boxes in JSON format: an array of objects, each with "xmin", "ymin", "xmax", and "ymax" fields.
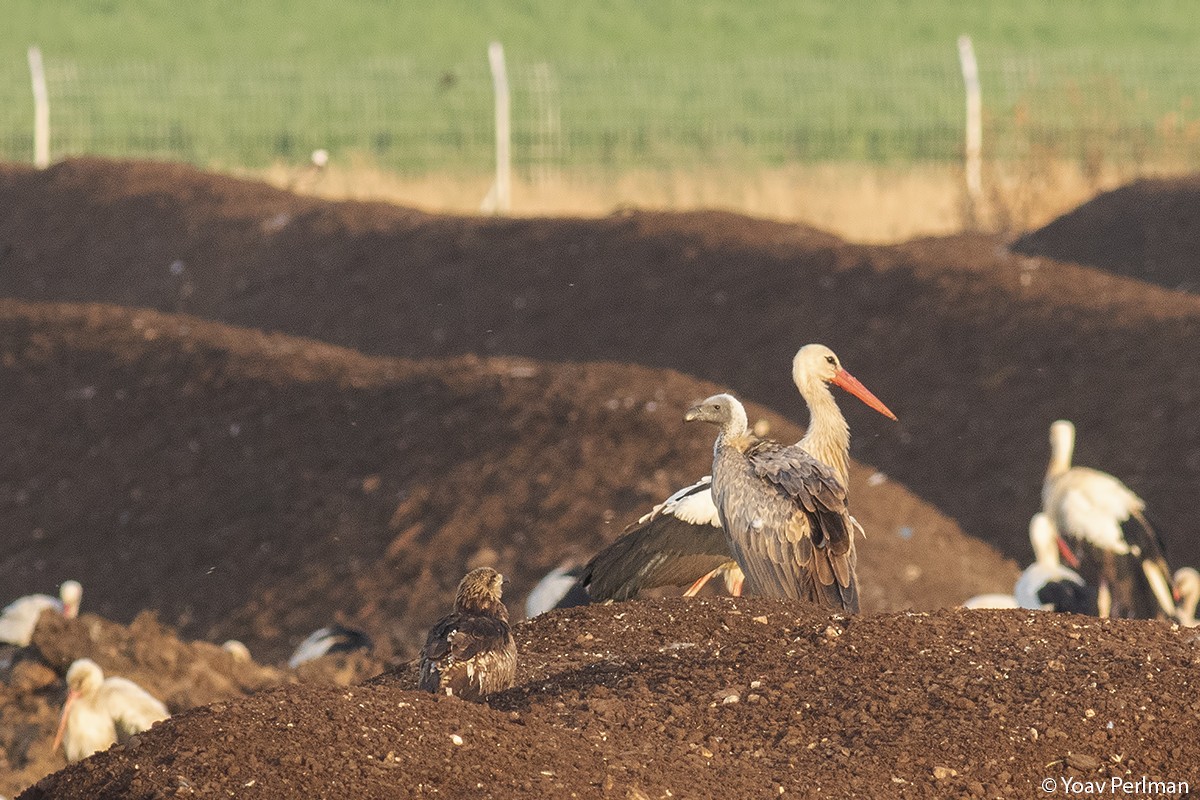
[
  {"xmin": 455, "ymin": 567, "xmax": 509, "ymax": 617},
  {"xmin": 684, "ymin": 393, "xmax": 747, "ymax": 432}
]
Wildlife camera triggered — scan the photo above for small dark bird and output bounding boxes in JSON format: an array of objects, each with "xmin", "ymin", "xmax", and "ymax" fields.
[{"xmin": 419, "ymin": 567, "xmax": 517, "ymax": 701}]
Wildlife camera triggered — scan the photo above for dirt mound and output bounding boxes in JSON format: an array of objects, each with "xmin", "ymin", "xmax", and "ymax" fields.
[
  {"xmin": 22, "ymin": 598, "xmax": 1200, "ymax": 799},
  {"xmin": 0, "ymin": 299, "xmax": 1011, "ymax": 666},
  {"xmin": 0, "ymin": 608, "xmax": 379, "ymax": 797},
  {"xmin": 1011, "ymin": 176, "xmax": 1200, "ymax": 292},
  {"xmin": 3, "ymin": 158, "xmax": 1200, "ymax": 573}
]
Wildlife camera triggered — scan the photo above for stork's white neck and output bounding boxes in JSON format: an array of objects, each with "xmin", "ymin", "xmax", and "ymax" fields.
[
  {"xmin": 796, "ymin": 375, "xmax": 851, "ymax": 486},
  {"xmin": 1029, "ymin": 514, "xmax": 1061, "ymax": 569},
  {"xmin": 1047, "ymin": 421, "xmax": 1075, "ymax": 479}
]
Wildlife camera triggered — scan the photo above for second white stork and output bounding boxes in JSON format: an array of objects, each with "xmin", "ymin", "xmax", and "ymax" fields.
[
  {"xmin": 686, "ymin": 393, "xmax": 863, "ymax": 611},
  {"xmin": 0, "ymin": 580, "xmax": 83, "ymax": 647},
  {"xmin": 1042, "ymin": 419, "xmax": 1177, "ymax": 621},
  {"xmin": 1174, "ymin": 567, "xmax": 1199, "ymax": 627},
  {"xmin": 53, "ymin": 658, "xmax": 169, "ymax": 762}
]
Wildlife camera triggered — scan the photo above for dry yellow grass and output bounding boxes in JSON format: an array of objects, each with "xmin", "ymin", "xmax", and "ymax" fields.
[{"xmin": 236, "ymin": 157, "xmax": 1173, "ymax": 244}]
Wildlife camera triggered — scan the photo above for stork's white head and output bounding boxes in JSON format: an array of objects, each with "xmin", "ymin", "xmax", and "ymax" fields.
[
  {"xmin": 792, "ymin": 344, "xmax": 897, "ymax": 421},
  {"xmin": 1173, "ymin": 567, "xmax": 1200, "ymax": 621},
  {"xmin": 64, "ymin": 658, "xmax": 104, "ymax": 698},
  {"xmin": 59, "ymin": 581, "xmax": 82, "ymax": 619},
  {"xmin": 1049, "ymin": 420, "xmax": 1076, "ymax": 467}
]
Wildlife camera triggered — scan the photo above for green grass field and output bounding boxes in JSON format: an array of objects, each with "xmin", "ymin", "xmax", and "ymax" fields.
[{"xmin": 2, "ymin": 1, "xmax": 1199, "ymax": 171}]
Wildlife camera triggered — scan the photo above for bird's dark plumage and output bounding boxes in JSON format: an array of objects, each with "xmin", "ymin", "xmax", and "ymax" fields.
[
  {"xmin": 555, "ymin": 477, "xmax": 737, "ymax": 608},
  {"xmin": 418, "ymin": 567, "xmax": 517, "ymax": 701}
]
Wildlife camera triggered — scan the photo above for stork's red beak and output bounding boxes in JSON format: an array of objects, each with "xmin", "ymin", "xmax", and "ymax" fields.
[
  {"xmin": 1174, "ymin": 586, "xmax": 1183, "ymax": 602},
  {"xmin": 1057, "ymin": 536, "xmax": 1081, "ymax": 569},
  {"xmin": 831, "ymin": 369, "xmax": 898, "ymax": 421},
  {"xmin": 52, "ymin": 689, "xmax": 78, "ymax": 752}
]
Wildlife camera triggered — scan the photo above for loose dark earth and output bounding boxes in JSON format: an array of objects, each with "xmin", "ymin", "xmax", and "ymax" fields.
[{"xmin": 1, "ymin": 159, "xmax": 1198, "ymax": 798}]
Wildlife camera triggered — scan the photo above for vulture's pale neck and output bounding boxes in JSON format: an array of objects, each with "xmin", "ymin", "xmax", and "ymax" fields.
[
  {"xmin": 796, "ymin": 374, "xmax": 851, "ymax": 486},
  {"xmin": 716, "ymin": 401, "xmax": 752, "ymax": 451},
  {"xmin": 1047, "ymin": 422, "xmax": 1075, "ymax": 480}
]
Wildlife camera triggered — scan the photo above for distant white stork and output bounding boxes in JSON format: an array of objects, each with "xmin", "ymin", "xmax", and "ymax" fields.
[
  {"xmin": 53, "ymin": 658, "xmax": 169, "ymax": 762},
  {"xmin": 1174, "ymin": 567, "xmax": 1199, "ymax": 627},
  {"xmin": 1013, "ymin": 513, "xmax": 1094, "ymax": 613},
  {"xmin": 962, "ymin": 514, "xmax": 1094, "ymax": 614},
  {"xmin": 1042, "ymin": 419, "xmax": 1177, "ymax": 620},
  {"xmin": 0, "ymin": 580, "xmax": 82, "ymax": 646}
]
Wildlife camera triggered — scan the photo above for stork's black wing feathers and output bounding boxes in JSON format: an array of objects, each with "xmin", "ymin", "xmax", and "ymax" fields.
[{"xmin": 556, "ymin": 479, "xmax": 734, "ymax": 607}]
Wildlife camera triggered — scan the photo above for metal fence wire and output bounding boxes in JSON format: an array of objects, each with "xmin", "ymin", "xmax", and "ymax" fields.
[{"xmin": 2, "ymin": 51, "xmax": 1200, "ymax": 175}]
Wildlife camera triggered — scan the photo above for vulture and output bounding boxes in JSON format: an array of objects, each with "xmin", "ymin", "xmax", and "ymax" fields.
[
  {"xmin": 419, "ymin": 567, "xmax": 517, "ymax": 701},
  {"xmin": 552, "ymin": 344, "xmax": 893, "ymax": 609},
  {"xmin": 53, "ymin": 658, "xmax": 169, "ymax": 762},
  {"xmin": 686, "ymin": 393, "xmax": 862, "ymax": 611},
  {"xmin": 287, "ymin": 623, "xmax": 374, "ymax": 668},
  {"xmin": 1042, "ymin": 419, "xmax": 1177, "ymax": 621},
  {"xmin": 0, "ymin": 580, "xmax": 82, "ymax": 647}
]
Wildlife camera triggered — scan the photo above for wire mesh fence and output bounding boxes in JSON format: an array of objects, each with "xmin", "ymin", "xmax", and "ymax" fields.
[{"xmin": 2, "ymin": 50, "xmax": 1200, "ymax": 177}]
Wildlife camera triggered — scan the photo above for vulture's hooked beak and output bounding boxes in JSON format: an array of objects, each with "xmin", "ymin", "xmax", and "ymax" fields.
[{"xmin": 683, "ymin": 405, "xmax": 703, "ymax": 422}]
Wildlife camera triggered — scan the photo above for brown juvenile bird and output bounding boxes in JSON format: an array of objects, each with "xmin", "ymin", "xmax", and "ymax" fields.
[{"xmin": 418, "ymin": 567, "xmax": 517, "ymax": 701}]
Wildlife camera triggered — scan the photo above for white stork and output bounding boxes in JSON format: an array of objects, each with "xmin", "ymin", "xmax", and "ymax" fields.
[
  {"xmin": 553, "ymin": 344, "xmax": 893, "ymax": 609},
  {"xmin": 53, "ymin": 658, "xmax": 169, "ymax": 762},
  {"xmin": 1174, "ymin": 567, "xmax": 1199, "ymax": 627},
  {"xmin": 963, "ymin": 515, "xmax": 1097, "ymax": 614},
  {"xmin": 0, "ymin": 580, "xmax": 82, "ymax": 647},
  {"xmin": 1013, "ymin": 513, "xmax": 1095, "ymax": 613},
  {"xmin": 1042, "ymin": 419, "xmax": 1177, "ymax": 621}
]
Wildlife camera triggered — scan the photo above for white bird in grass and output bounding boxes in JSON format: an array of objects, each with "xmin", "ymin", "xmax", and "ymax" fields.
[
  {"xmin": 53, "ymin": 658, "xmax": 169, "ymax": 762},
  {"xmin": 1042, "ymin": 419, "xmax": 1177, "ymax": 621},
  {"xmin": 0, "ymin": 580, "xmax": 82, "ymax": 646}
]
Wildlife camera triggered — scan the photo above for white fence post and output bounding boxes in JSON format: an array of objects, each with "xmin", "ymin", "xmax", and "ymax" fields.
[
  {"xmin": 486, "ymin": 41, "xmax": 512, "ymax": 215},
  {"xmin": 957, "ymin": 35, "xmax": 983, "ymax": 222},
  {"xmin": 27, "ymin": 45, "xmax": 50, "ymax": 169}
]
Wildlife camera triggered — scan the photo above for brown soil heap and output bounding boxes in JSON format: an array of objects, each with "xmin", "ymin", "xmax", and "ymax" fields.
[
  {"xmin": 1011, "ymin": 176, "xmax": 1200, "ymax": 292},
  {"xmin": 2, "ymin": 158, "xmax": 1199, "ymax": 574},
  {"xmin": 3, "ymin": 158, "xmax": 1200, "ymax": 797},
  {"xmin": 22, "ymin": 598, "xmax": 1200, "ymax": 799}
]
